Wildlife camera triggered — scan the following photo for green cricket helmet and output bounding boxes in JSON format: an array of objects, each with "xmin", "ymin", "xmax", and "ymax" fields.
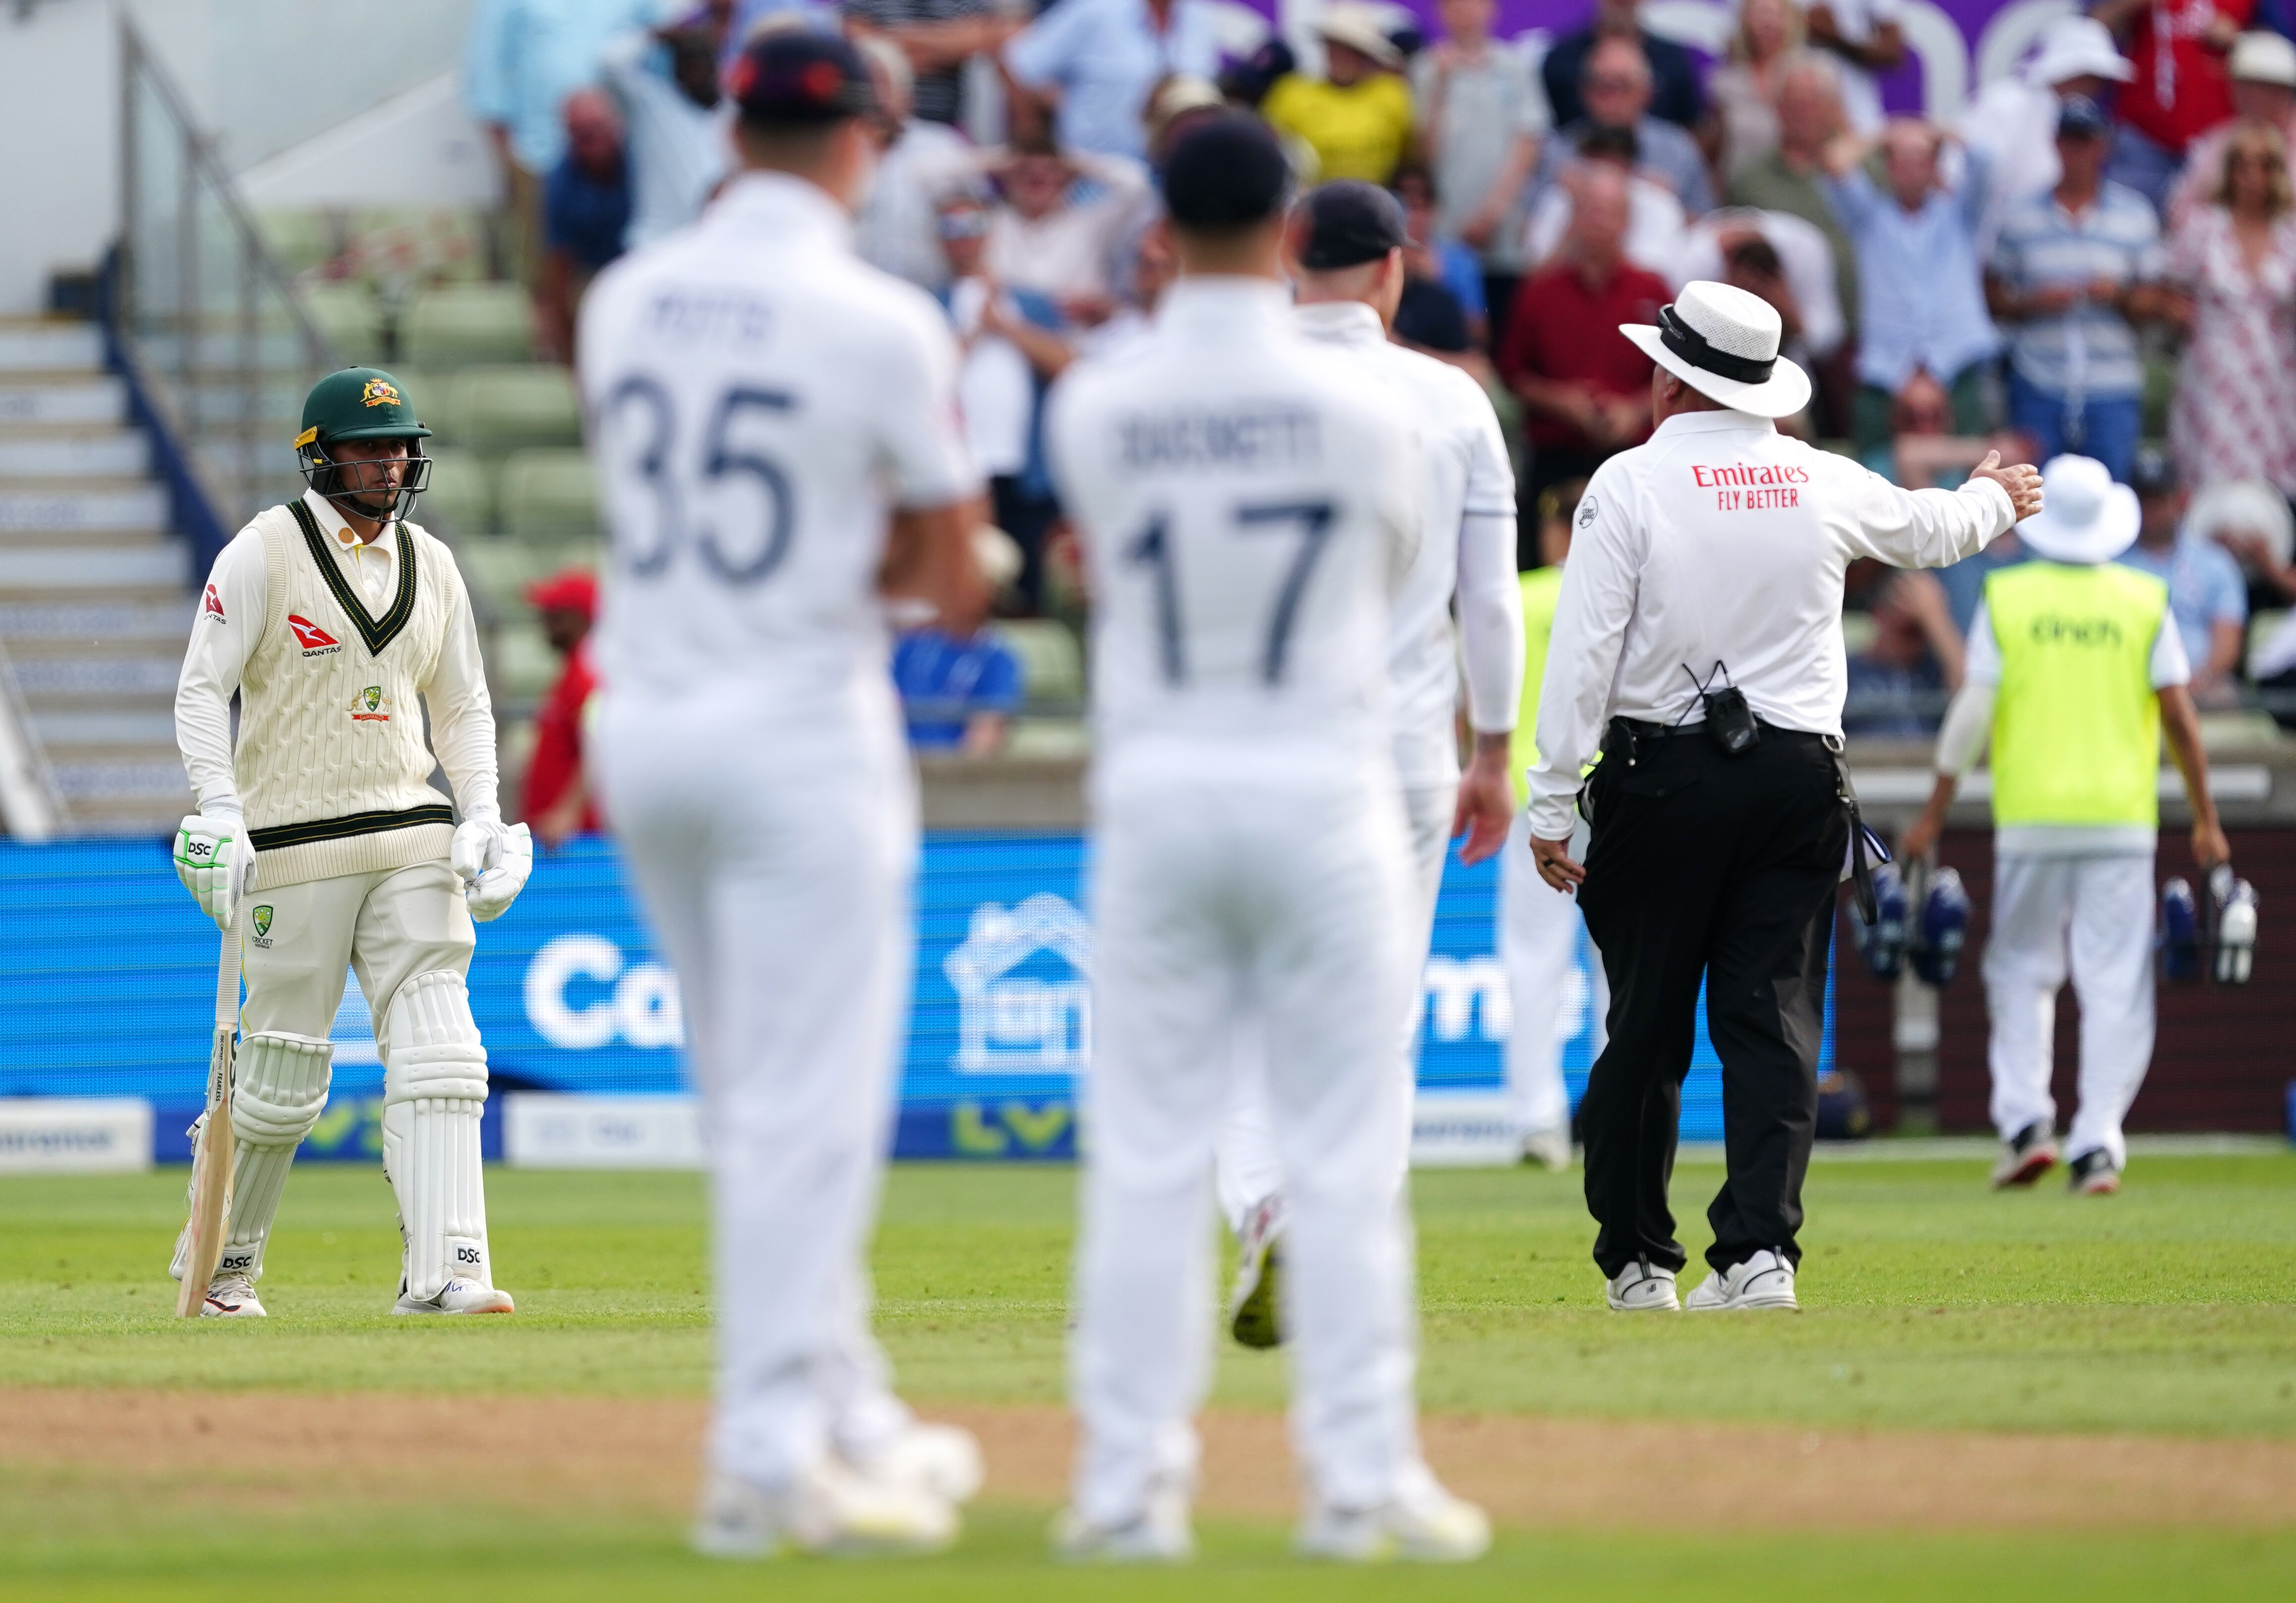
[{"xmin": 293, "ymin": 367, "xmax": 434, "ymax": 522}]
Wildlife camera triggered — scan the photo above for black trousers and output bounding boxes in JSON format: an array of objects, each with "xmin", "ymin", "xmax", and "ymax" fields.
[{"xmin": 1574, "ymin": 724, "xmax": 1847, "ymax": 1279}]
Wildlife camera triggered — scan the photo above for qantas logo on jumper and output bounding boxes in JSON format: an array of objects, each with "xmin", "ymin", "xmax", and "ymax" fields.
[
  {"xmin": 202, "ymin": 584, "xmax": 226, "ymax": 622},
  {"xmin": 287, "ymin": 614, "xmax": 342, "ymax": 656},
  {"xmin": 1690, "ymin": 461, "xmax": 1811, "ymax": 512}
]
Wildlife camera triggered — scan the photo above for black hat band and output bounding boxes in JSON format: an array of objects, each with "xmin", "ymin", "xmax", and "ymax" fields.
[{"xmin": 1659, "ymin": 304, "xmax": 1775, "ymax": 385}]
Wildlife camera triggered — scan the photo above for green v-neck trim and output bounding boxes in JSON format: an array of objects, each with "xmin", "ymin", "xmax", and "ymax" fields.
[{"xmin": 288, "ymin": 496, "xmax": 419, "ymax": 655}]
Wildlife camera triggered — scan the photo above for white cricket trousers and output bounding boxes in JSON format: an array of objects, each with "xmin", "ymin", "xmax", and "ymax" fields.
[
  {"xmin": 1499, "ymin": 809, "xmax": 1599, "ymax": 1141},
  {"xmin": 239, "ymin": 859, "xmax": 473, "ymax": 1040},
  {"xmin": 1075, "ymin": 749, "xmax": 1422, "ymax": 1524},
  {"xmin": 1212, "ymin": 778, "xmax": 1454, "ymax": 1234},
  {"xmin": 1982, "ymin": 850, "xmax": 2157, "ymax": 1168},
  {"xmin": 598, "ymin": 688, "xmax": 917, "ymax": 1491}
]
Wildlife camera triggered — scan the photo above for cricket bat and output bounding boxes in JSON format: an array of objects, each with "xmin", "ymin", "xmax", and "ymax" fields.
[{"xmin": 175, "ymin": 889, "xmax": 248, "ymax": 1317}]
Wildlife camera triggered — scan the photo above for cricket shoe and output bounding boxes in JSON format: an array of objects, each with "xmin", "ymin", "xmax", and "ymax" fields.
[
  {"xmin": 693, "ymin": 1460, "xmax": 958, "ymax": 1558},
  {"xmin": 1990, "ymin": 1121, "xmax": 2059, "ymax": 1188},
  {"xmin": 1227, "ymin": 1193, "xmax": 1286, "ymax": 1350},
  {"xmin": 1297, "ymin": 1463, "xmax": 1492, "ymax": 1563},
  {"xmin": 1051, "ymin": 1480, "xmax": 1195, "ymax": 1563},
  {"xmin": 1684, "ymin": 1248, "xmax": 1798, "ymax": 1312},
  {"xmin": 845, "ymin": 1422, "xmax": 984, "ymax": 1506},
  {"xmin": 393, "ymin": 1278, "xmax": 516, "ymax": 1315},
  {"xmin": 2066, "ymin": 1150, "xmax": 2122, "ymax": 1195},
  {"xmin": 1605, "ymin": 1256, "xmax": 1679, "ymax": 1311},
  {"xmin": 1519, "ymin": 1128, "xmax": 1573, "ymax": 1171},
  {"xmin": 200, "ymin": 1274, "xmax": 266, "ymax": 1317}
]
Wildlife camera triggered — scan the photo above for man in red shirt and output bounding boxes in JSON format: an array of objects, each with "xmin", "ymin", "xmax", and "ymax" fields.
[
  {"xmin": 2096, "ymin": 0, "xmax": 2255, "ymax": 213},
  {"xmin": 1498, "ymin": 163, "xmax": 1670, "ymax": 560},
  {"xmin": 521, "ymin": 568, "xmax": 601, "ymax": 845}
]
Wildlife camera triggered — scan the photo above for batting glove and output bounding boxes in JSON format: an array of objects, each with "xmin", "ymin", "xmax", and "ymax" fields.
[
  {"xmin": 452, "ymin": 817, "xmax": 533, "ymax": 923},
  {"xmin": 174, "ymin": 812, "xmax": 249, "ymax": 932}
]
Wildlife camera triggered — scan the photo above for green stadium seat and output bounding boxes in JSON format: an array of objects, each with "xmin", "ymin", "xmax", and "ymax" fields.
[
  {"xmin": 500, "ymin": 449, "xmax": 601, "ymax": 542},
  {"xmin": 416, "ymin": 448, "xmax": 498, "ymax": 540},
  {"xmin": 302, "ymin": 281, "xmax": 389, "ymax": 367},
  {"xmin": 449, "ymin": 364, "xmax": 583, "ymax": 459},
  {"xmin": 1004, "ymin": 718, "xmax": 1090, "ymax": 760},
  {"xmin": 490, "ymin": 618, "xmax": 566, "ymax": 703},
  {"xmin": 991, "ymin": 619, "xmax": 1085, "ymax": 712},
  {"xmin": 347, "ymin": 208, "xmax": 491, "ymax": 288},
  {"xmin": 401, "ymin": 283, "xmax": 534, "ymax": 369},
  {"xmin": 451, "ymin": 536, "xmax": 546, "ymax": 617},
  {"xmin": 259, "ymin": 211, "xmax": 342, "ymax": 279}
]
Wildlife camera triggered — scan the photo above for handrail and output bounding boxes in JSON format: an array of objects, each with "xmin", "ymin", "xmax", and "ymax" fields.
[
  {"xmin": 114, "ymin": 16, "xmax": 342, "ymax": 573},
  {"xmin": 0, "ymin": 638, "xmax": 64, "ymax": 843}
]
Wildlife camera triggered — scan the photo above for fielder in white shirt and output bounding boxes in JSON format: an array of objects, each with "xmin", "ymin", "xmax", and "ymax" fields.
[
  {"xmin": 1212, "ymin": 179, "xmax": 1525, "ymax": 1353},
  {"xmin": 1525, "ymin": 282, "xmax": 2042, "ymax": 1315},
  {"xmin": 580, "ymin": 32, "xmax": 991, "ymax": 1558},
  {"xmin": 171, "ymin": 367, "xmax": 530, "ymax": 1319},
  {"xmin": 1046, "ymin": 115, "xmax": 1490, "ymax": 1564}
]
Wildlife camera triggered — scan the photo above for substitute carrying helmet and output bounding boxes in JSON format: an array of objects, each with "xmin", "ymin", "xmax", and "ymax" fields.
[
  {"xmin": 293, "ymin": 367, "xmax": 433, "ymax": 524},
  {"xmin": 1909, "ymin": 867, "xmax": 1970, "ymax": 988}
]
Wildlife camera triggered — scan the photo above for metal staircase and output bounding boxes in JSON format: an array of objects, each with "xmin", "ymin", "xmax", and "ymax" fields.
[{"xmin": 0, "ymin": 317, "xmax": 192, "ymax": 835}]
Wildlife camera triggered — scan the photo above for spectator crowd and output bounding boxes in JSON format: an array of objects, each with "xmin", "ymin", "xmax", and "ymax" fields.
[{"xmin": 464, "ymin": 0, "xmax": 2296, "ymax": 797}]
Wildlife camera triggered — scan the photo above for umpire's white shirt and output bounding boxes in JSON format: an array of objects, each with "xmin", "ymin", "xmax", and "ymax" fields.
[
  {"xmin": 1293, "ymin": 301, "xmax": 1522, "ymax": 787},
  {"xmin": 1525, "ymin": 409, "xmax": 2014, "ymax": 839}
]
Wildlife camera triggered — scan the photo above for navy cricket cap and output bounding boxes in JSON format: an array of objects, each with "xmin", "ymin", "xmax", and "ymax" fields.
[
  {"xmin": 1296, "ymin": 179, "xmax": 1412, "ymax": 270},
  {"xmin": 2057, "ymin": 93, "xmax": 2111, "ymax": 139},
  {"xmin": 1162, "ymin": 114, "xmax": 1293, "ymax": 231},
  {"xmin": 725, "ymin": 30, "xmax": 878, "ymax": 125}
]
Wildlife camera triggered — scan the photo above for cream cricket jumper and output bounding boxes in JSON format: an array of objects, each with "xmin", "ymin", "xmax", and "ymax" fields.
[{"xmin": 176, "ymin": 490, "xmax": 500, "ymax": 889}]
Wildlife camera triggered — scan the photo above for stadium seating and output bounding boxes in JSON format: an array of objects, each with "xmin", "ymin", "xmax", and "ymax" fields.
[
  {"xmin": 994, "ymin": 618, "xmax": 1084, "ymax": 714},
  {"xmin": 257, "ymin": 211, "xmax": 342, "ymax": 280},
  {"xmin": 447, "ymin": 364, "xmax": 583, "ymax": 460},
  {"xmin": 416, "ymin": 448, "xmax": 497, "ymax": 542},
  {"xmin": 500, "ymin": 449, "xmax": 602, "ymax": 543},
  {"xmin": 302, "ymin": 281, "xmax": 388, "ymax": 366},
  {"xmin": 401, "ymin": 283, "xmax": 534, "ymax": 369}
]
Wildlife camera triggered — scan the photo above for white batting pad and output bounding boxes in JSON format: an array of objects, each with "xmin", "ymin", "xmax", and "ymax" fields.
[
  {"xmin": 217, "ymin": 1031, "xmax": 334, "ymax": 1283},
  {"xmin": 382, "ymin": 970, "xmax": 494, "ymax": 1301}
]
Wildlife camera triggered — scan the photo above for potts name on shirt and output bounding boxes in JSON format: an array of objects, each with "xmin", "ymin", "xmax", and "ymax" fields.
[{"xmin": 1690, "ymin": 461, "xmax": 1811, "ymax": 512}]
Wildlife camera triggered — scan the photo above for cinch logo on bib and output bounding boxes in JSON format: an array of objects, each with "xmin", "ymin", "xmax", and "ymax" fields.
[{"xmin": 287, "ymin": 614, "xmax": 342, "ymax": 656}]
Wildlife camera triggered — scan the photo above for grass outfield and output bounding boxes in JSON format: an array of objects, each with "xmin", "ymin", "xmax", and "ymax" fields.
[{"xmin": 5, "ymin": 1154, "xmax": 2296, "ymax": 1598}]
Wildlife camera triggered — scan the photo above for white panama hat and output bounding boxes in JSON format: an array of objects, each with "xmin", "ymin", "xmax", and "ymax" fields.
[
  {"xmin": 1619, "ymin": 280, "xmax": 1813, "ymax": 420},
  {"xmin": 2232, "ymin": 30, "xmax": 2296, "ymax": 89},
  {"xmin": 2025, "ymin": 15, "xmax": 2136, "ymax": 87},
  {"xmin": 2019, "ymin": 455, "xmax": 2140, "ymax": 565},
  {"xmin": 1316, "ymin": 2, "xmax": 1405, "ymax": 70}
]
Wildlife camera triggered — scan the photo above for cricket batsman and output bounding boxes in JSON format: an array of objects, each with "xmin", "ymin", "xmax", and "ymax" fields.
[{"xmin": 169, "ymin": 367, "xmax": 531, "ymax": 1316}]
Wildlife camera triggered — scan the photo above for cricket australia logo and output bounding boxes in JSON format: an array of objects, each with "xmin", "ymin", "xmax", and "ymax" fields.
[
  {"xmin": 360, "ymin": 377, "xmax": 403, "ymax": 409},
  {"xmin": 944, "ymin": 894, "xmax": 1092, "ymax": 1074},
  {"xmin": 250, "ymin": 904, "xmax": 275, "ymax": 949},
  {"xmin": 287, "ymin": 614, "xmax": 342, "ymax": 657},
  {"xmin": 349, "ymin": 685, "xmax": 391, "ymax": 722}
]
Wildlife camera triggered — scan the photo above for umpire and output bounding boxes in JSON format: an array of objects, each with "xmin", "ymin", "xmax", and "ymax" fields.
[{"xmin": 1523, "ymin": 282, "xmax": 2043, "ymax": 1313}]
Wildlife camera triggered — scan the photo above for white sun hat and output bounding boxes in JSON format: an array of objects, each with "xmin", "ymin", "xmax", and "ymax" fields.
[
  {"xmin": 2232, "ymin": 30, "xmax": 2296, "ymax": 89},
  {"xmin": 2018, "ymin": 455, "xmax": 2140, "ymax": 565},
  {"xmin": 2025, "ymin": 15, "xmax": 2136, "ymax": 87},
  {"xmin": 1316, "ymin": 2, "xmax": 1404, "ymax": 70},
  {"xmin": 2188, "ymin": 476, "xmax": 2295, "ymax": 567},
  {"xmin": 1619, "ymin": 280, "xmax": 1812, "ymax": 419}
]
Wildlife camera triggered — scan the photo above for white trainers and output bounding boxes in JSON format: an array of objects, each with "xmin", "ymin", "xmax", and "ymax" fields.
[
  {"xmin": 1051, "ymin": 1480, "xmax": 1195, "ymax": 1563},
  {"xmin": 1605, "ymin": 1256, "xmax": 1679, "ymax": 1311},
  {"xmin": 199, "ymin": 1274, "xmax": 266, "ymax": 1317},
  {"xmin": 393, "ymin": 1278, "xmax": 516, "ymax": 1315},
  {"xmin": 846, "ymin": 1422, "xmax": 983, "ymax": 1506},
  {"xmin": 2066, "ymin": 1150, "xmax": 2122, "ymax": 1195},
  {"xmin": 1227, "ymin": 1194, "xmax": 1285, "ymax": 1350},
  {"xmin": 1297, "ymin": 1464, "xmax": 1492, "ymax": 1563},
  {"xmin": 1991, "ymin": 1121, "xmax": 2059, "ymax": 1188},
  {"xmin": 1519, "ymin": 1128, "xmax": 1573, "ymax": 1171},
  {"xmin": 693, "ymin": 1460, "xmax": 958, "ymax": 1558},
  {"xmin": 1683, "ymin": 1248, "xmax": 1799, "ymax": 1311}
]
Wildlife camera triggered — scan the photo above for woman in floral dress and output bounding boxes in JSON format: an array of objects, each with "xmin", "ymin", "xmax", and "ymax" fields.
[{"xmin": 2166, "ymin": 121, "xmax": 2296, "ymax": 499}]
